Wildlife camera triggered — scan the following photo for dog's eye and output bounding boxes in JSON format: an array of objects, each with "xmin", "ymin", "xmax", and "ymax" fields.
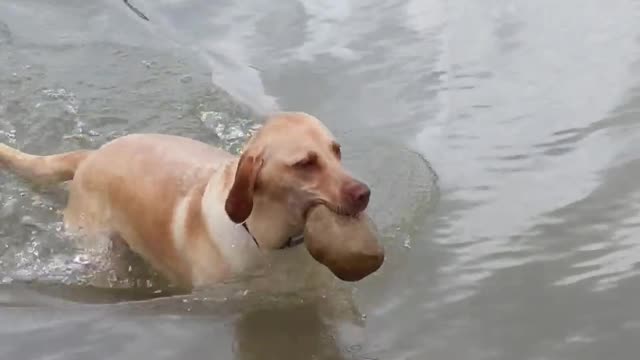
[
  {"xmin": 293, "ymin": 158, "xmax": 315, "ymax": 169},
  {"xmin": 331, "ymin": 142, "xmax": 341, "ymax": 160},
  {"xmin": 293, "ymin": 152, "xmax": 318, "ymax": 169}
]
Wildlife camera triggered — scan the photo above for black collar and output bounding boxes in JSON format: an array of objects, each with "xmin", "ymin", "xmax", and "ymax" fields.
[{"xmin": 241, "ymin": 222, "xmax": 304, "ymax": 249}]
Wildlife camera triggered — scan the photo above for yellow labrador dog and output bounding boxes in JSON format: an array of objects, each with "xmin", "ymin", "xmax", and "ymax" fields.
[{"xmin": 0, "ymin": 112, "xmax": 371, "ymax": 288}]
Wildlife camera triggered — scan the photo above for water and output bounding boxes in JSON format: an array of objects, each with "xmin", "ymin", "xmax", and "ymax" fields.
[{"xmin": 1, "ymin": 0, "xmax": 640, "ymax": 359}]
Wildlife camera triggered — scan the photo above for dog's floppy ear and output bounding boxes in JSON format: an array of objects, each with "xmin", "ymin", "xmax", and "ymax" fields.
[{"xmin": 225, "ymin": 153, "xmax": 264, "ymax": 223}]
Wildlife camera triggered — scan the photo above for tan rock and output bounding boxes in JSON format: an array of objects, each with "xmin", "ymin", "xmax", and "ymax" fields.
[{"xmin": 304, "ymin": 205, "xmax": 384, "ymax": 281}]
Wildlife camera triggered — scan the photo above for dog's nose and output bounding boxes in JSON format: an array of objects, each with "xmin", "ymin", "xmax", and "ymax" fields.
[{"xmin": 345, "ymin": 181, "xmax": 370, "ymax": 213}]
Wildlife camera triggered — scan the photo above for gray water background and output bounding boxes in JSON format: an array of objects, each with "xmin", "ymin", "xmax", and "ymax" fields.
[{"xmin": 2, "ymin": 0, "xmax": 640, "ymax": 359}]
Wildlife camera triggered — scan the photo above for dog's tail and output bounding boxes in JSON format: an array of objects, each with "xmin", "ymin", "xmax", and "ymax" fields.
[{"xmin": 0, "ymin": 143, "xmax": 91, "ymax": 185}]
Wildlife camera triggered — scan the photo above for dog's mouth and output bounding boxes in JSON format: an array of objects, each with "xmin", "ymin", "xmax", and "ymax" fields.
[{"xmin": 303, "ymin": 199, "xmax": 361, "ymax": 220}]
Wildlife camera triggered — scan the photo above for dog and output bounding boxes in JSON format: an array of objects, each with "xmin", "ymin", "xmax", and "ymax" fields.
[{"xmin": 0, "ymin": 112, "xmax": 371, "ymax": 288}]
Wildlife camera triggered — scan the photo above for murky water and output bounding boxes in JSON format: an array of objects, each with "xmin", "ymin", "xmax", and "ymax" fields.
[{"xmin": 2, "ymin": 0, "xmax": 640, "ymax": 359}]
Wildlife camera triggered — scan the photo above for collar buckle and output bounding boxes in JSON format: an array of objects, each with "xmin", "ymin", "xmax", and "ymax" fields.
[{"xmin": 241, "ymin": 222, "xmax": 304, "ymax": 249}]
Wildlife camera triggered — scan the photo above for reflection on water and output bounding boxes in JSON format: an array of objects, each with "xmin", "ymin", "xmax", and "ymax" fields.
[
  {"xmin": 233, "ymin": 302, "xmax": 347, "ymax": 360},
  {"xmin": 3, "ymin": 0, "xmax": 640, "ymax": 359}
]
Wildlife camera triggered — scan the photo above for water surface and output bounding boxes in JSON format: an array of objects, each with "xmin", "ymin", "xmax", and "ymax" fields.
[{"xmin": 2, "ymin": 0, "xmax": 640, "ymax": 359}]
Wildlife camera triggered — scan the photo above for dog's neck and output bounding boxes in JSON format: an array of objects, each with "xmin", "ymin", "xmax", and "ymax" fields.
[
  {"xmin": 211, "ymin": 159, "xmax": 303, "ymax": 250},
  {"xmin": 244, "ymin": 194, "xmax": 305, "ymax": 249}
]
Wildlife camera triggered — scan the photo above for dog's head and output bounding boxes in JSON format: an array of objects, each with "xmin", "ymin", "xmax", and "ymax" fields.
[{"xmin": 224, "ymin": 112, "xmax": 370, "ymax": 243}]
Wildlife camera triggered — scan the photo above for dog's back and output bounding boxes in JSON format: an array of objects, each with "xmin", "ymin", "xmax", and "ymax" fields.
[{"xmin": 1, "ymin": 134, "xmax": 239, "ymax": 286}]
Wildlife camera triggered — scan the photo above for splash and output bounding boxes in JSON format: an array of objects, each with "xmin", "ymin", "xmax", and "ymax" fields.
[{"xmin": 200, "ymin": 110, "xmax": 260, "ymax": 154}]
